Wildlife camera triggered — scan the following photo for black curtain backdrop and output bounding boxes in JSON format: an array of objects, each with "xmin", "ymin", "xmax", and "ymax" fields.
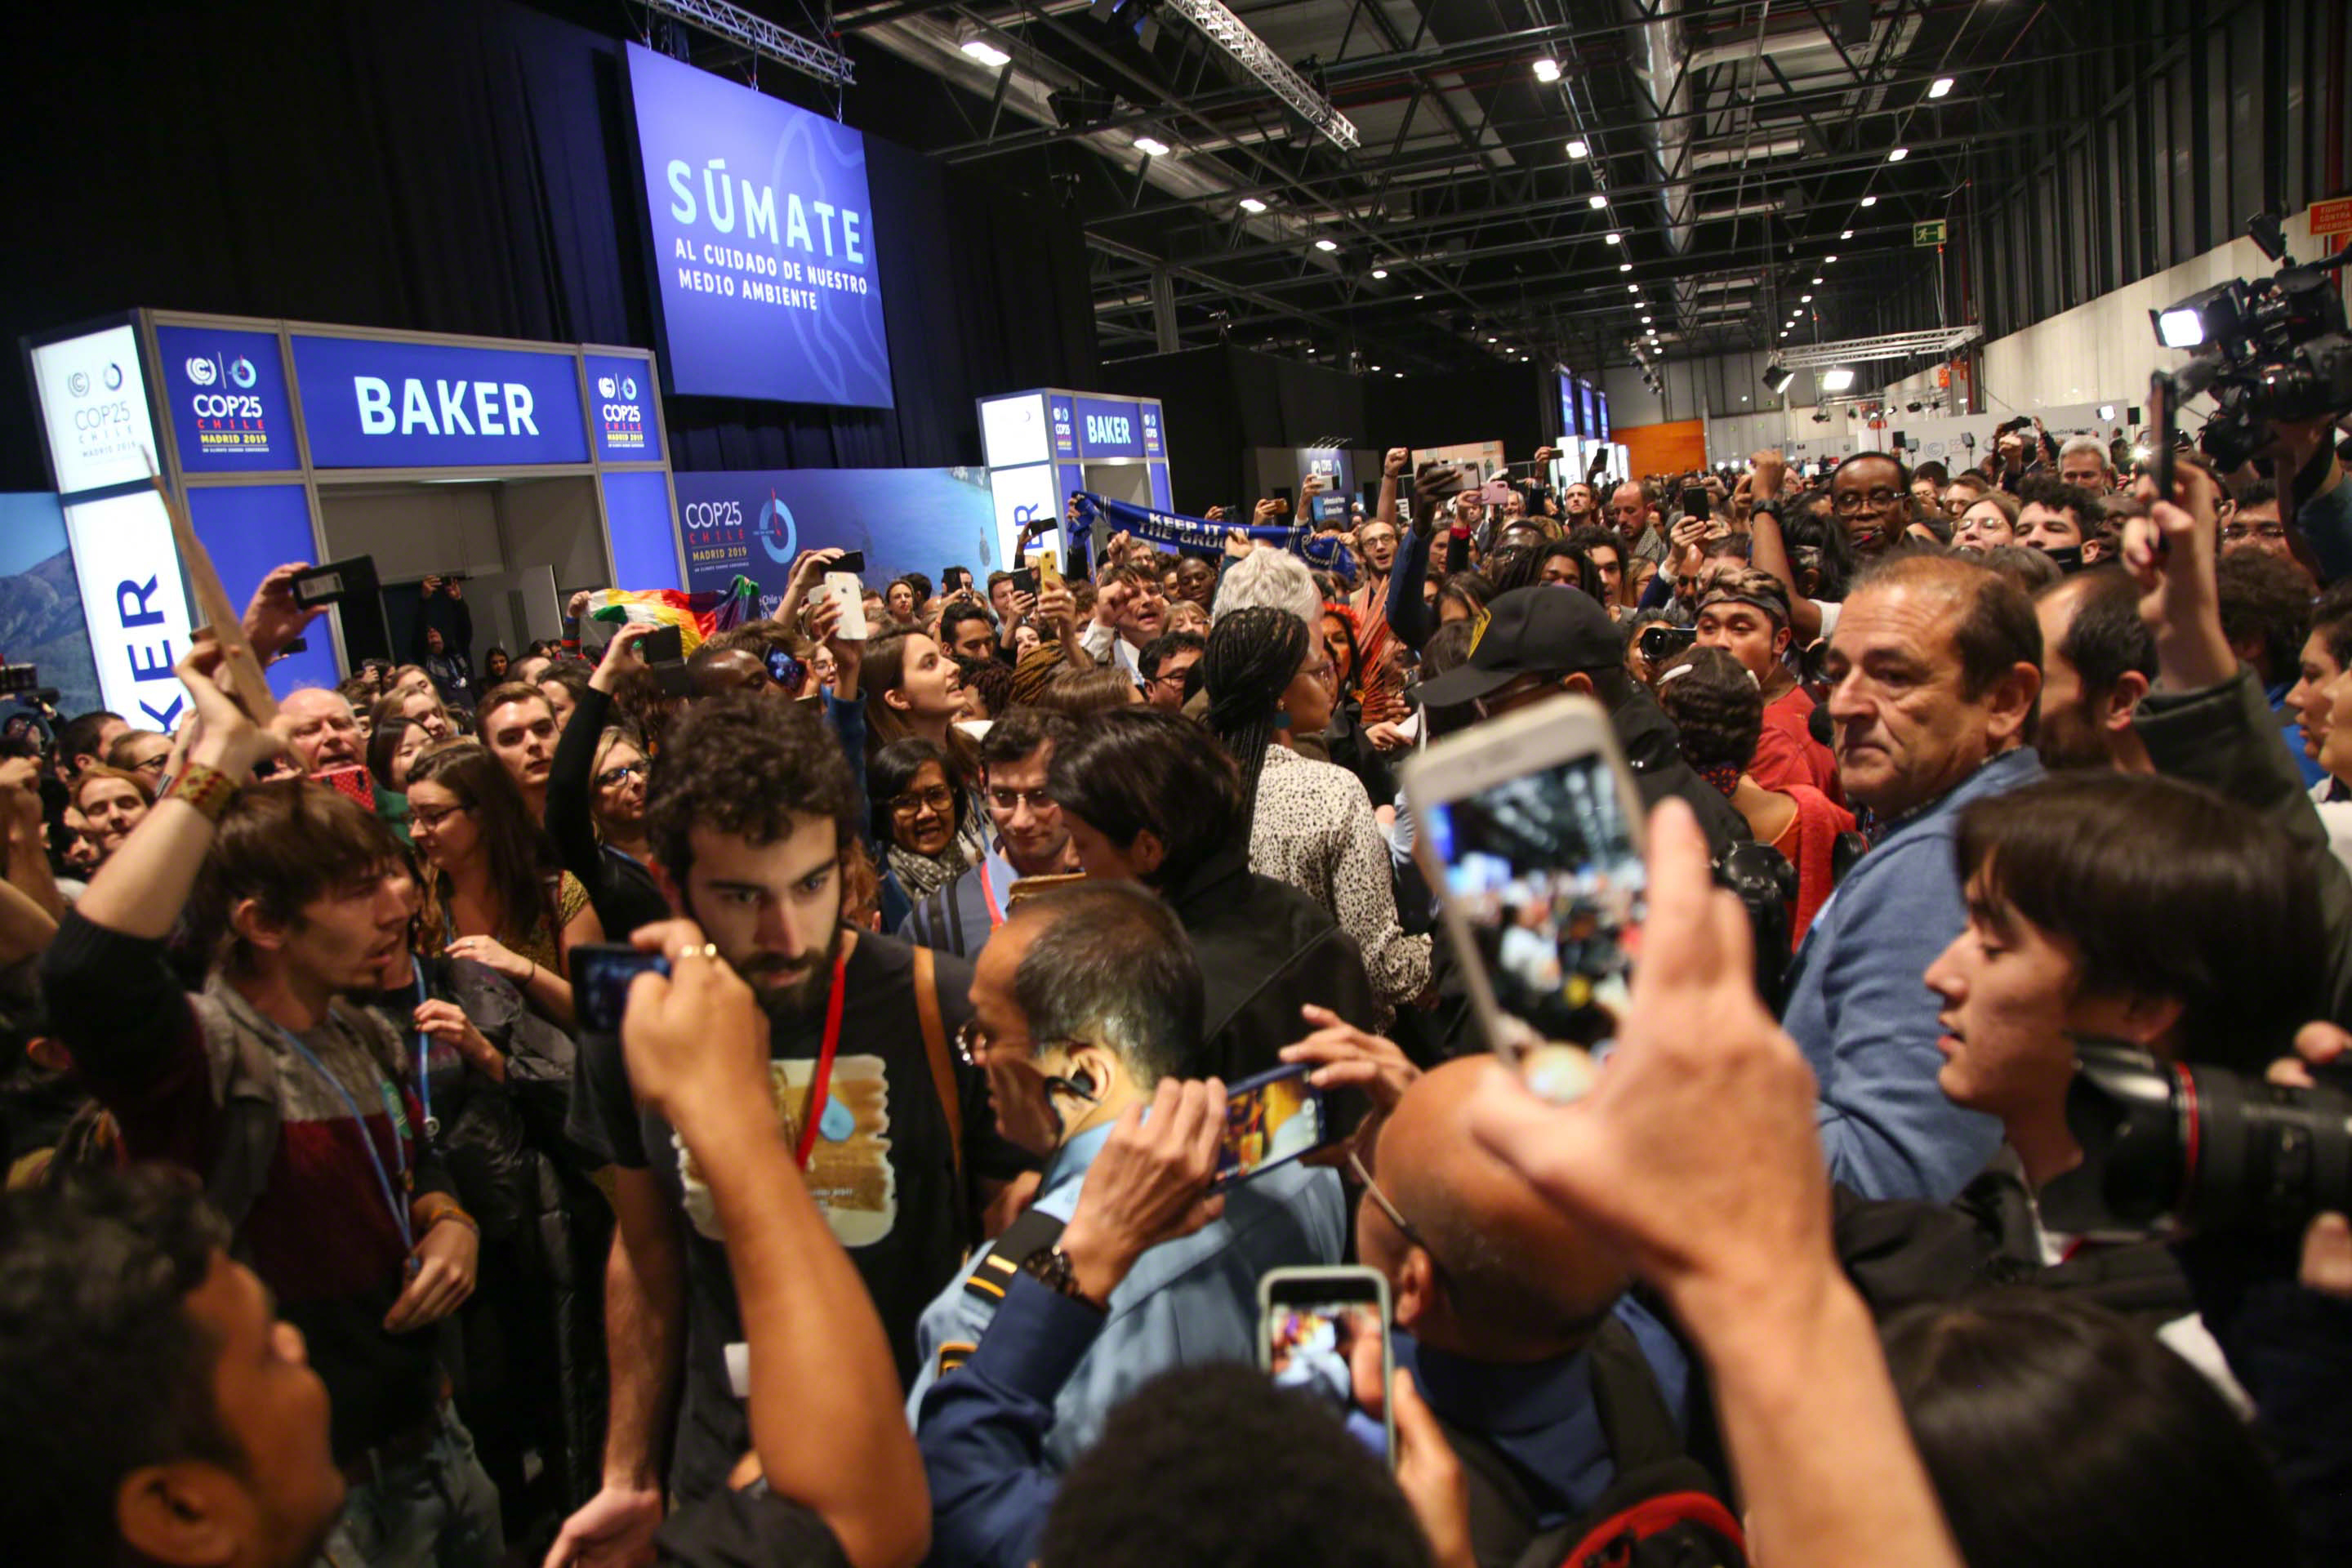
[
  {"xmin": 1102, "ymin": 346, "xmax": 1548, "ymax": 514},
  {"xmin": 0, "ymin": 0, "xmax": 1097, "ymax": 493}
]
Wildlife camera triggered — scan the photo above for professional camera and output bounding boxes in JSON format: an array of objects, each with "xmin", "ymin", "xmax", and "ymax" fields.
[
  {"xmin": 2149, "ymin": 213, "xmax": 2352, "ymax": 471},
  {"xmin": 2038, "ymin": 1042, "xmax": 2352, "ymax": 1240}
]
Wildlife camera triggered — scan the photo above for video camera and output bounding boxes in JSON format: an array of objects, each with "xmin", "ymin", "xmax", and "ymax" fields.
[
  {"xmin": 2039, "ymin": 1042, "xmax": 2352, "ymax": 1241},
  {"xmin": 2149, "ymin": 213, "xmax": 2352, "ymax": 472}
]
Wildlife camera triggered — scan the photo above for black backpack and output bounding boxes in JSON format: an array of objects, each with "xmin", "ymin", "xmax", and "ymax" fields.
[{"xmin": 1435, "ymin": 1318, "xmax": 1747, "ymax": 1568}]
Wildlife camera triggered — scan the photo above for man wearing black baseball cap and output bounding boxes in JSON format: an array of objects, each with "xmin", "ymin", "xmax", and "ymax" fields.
[{"xmin": 1416, "ymin": 586, "xmax": 1751, "ymax": 852}]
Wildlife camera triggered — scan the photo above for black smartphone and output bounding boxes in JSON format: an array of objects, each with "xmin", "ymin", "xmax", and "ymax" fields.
[
  {"xmin": 832, "ymin": 550, "xmax": 866, "ymax": 575},
  {"xmin": 1639, "ymin": 623, "xmax": 1699, "ymax": 664},
  {"xmin": 640, "ymin": 624, "xmax": 685, "ymax": 666},
  {"xmin": 1210, "ymin": 1062, "xmax": 1334, "ymax": 1192},
  {"xmin": 1009, "ymin": 567, "xmax": 1039, "ymax": 597},
  {"xmin": 293, "ymin": 555, "xmax": 379, "ymax": 608},
  {"xmin": 573, "ymin": 943, "xmax": 671, "ymax": 1035},
  {"xmin": 2145, "ymin": 369, "xmax": 2177, "ymax": 498},
  {"xmin": 766, "ymin": 646, "xmax": 806, "ymax": 690},
  {"xmin": 1259, "ymin": 1267, "xmax": 1395, "ymax": 1466},
  {"xmin": 1680, "ymin": 485, "xmax": 1711, "ymax": 521},
  {"xmin": 941, "ymin": 566, "xmax": 971, "ymax": 593}
]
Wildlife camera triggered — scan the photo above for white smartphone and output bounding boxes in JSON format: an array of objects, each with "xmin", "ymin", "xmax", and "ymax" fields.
[
  {"xmin": 824, "ymin": 572, "xmax": 867, "ymax": 640},
  {"xmin": 1401, "ymin": 694, "xmax": 1646, "ymax": 1093},
  {"xmin": 1259, "ymin": 1266, "xmax": 1394, "ymax": 1466}
]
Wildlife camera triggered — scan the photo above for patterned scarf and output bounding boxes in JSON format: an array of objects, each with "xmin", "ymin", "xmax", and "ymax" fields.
[{"xmin": 1698, "ymin": 763, "xmax": 1743, "ymax": 798}]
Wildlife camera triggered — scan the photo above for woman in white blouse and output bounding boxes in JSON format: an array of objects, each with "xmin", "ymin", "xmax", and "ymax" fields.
[{"xmin": 1201, "ymin": 606, "xmax": 1431, "ymax": 1017}]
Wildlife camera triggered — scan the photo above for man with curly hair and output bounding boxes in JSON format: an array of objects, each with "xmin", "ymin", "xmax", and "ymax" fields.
[{"xmin": 556, "ymin": 693, "xmax": 1035, "ymax": 1566}]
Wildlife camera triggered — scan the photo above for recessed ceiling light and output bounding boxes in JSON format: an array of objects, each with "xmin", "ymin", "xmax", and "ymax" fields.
[
  {"xmin": 1811, "ymin": 276, "xmax": 1824, "ymax": 284},
  {"xmin": 1413, "ymin": 293, "xmax": 1424, "ymax": 300},
  {"xmin": 1604, "ymin": 232, "xmax": 1620, "ymax": 245},
  {"xmin": 1887, "ymin": 146, "xmax": 1909, "ymax": 163},
  {"xmin": 1240, "ymin": 197, "xmax": 1268, "ymax": 214},
  {"xmin": 959, "ymin": 37, "xmax": 1012, "ymax": 68},
  {"xmin": 1314, "ymin": 238, "xmax": 1339, "ymax": 252},
  {"xmin": 1628, "ymin": 283, "xmax": 1639, "ymax": 293},
  {"xmin": 1134, "ymin": 136, "xmax": 1170, "ymax": 157},
  {"xmin": 1860, "ymin": 195, "xmax": 1878, "ymax": 207},
  {"xmin": 1370, "ymin": 364, "xmax": 1381, "ymax": 371},
  {"xmin": 1928, "ymin": 76, "xmax": 1954, "ymax": 99},
  {"xmin": 1802, "ymin": 294, "xmax": 1812, "ymax": 302},
  {"xmin": 1370, "ymin": 268, "xmax": 1388, "ymax": 278},
  {"xmin": 1824, "ymin": 255, "xmax": 1838, "ymax": 264},
  {"xmin": 1619, "ymin": 263, "xmax": 1632, "ymax": 272},
  {"xmin": 1565, "ymin": 138, "xmax": 1588, "ymax": 158},
  {"xmin": 1641, "ymin": 314, "xmax": 1651, "ymax": 323},
  {"xmin": 1588, "ymin": 194, "xmax": 1607, "ymax": 209},
  {"xmin": 1780, "ymin": 330, "xmax": 1789, "ymax": 337},
  {"xmin": 1532, "ymin": 57, "xmax": 1561, "ymax": 82}
]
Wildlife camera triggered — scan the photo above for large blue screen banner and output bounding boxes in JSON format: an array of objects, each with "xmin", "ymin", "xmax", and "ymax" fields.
[
  {"xmin": 675, "ymin": 468, "xmax": 995, "ymax": 612},
  {"xmin": 626, "ymin": 43, "xmax": 893, "ymax": 410}
]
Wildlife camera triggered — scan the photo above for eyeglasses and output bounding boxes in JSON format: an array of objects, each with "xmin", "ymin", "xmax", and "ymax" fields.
[
  {"xmin": 410, "ymin": 804, "xmax": 474, "ymax": 832},
  {"xmin": 1833, "ymin": 488, "xmax": 1905, "ymax": 514},
  {"xmin": 953, "ymin": 1017, "xmax": 1085, "ymax": 1068},
  {"xmin": 1348, "ymin": 1151, "xmax": 1435, "ymax": 1258},
  {"xmin": 890, "ymin": 786, "xmax": 958, "ymax": 817},
  {"xmin": 987, "ymin": 785, "xmax": 1056, "ymax": 813},
  {"xmin": 130, "ymin": 754, "xmax": 168, "ymax": 776},
  {"xmin": 1298, "ymin": 660, "xmax": 1338, "ymax": 687},
  {"xmin": 595, "ymin": 761, "xmax": 648, "ymax": 788}
]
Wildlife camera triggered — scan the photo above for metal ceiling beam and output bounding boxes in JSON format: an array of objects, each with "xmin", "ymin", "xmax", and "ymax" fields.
[{"xmin": 1771, "ymin": 327, "xmax": 1983, "ymax": 367}]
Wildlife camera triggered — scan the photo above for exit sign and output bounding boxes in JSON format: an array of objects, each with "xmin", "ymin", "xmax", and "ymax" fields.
[{"xmin": 1913, "ymin": 220, "xmax": 1948, "ymax": 247}]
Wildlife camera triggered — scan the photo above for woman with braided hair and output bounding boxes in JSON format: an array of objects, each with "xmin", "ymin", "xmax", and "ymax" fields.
[{"xmin": 1202, "ymin": 607, "xmax": 1429, "ymax": 1017}]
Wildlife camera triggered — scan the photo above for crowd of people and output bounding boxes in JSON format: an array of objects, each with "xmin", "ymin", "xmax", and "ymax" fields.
[{"xmin": 5, "ymin": 409, "xmax": 2352, "ymax": 1568}]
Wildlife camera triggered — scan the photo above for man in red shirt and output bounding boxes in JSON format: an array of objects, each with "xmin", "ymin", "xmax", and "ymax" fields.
[{"xmin": 1694, "ymin": 568, "xmax": 1839, "ymax": 801}]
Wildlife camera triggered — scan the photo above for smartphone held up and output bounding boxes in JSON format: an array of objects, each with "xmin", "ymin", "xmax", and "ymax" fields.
[{"xmin": 1401, "ymin": 694, "xmax": 1642, "ymax": 1102}]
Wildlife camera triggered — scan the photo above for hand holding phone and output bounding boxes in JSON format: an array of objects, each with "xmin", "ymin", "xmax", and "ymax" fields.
[
  {"xmin": 825, "ymin": 572, "xmax": 869, "ymax": 640},
  {"xmin": 1054, "ymin": 1077, "xmax": 1229, "ymax": 1300},
  {"xmin": 638, "ymin": 623, "xmax": 685, "ymax": 666}
]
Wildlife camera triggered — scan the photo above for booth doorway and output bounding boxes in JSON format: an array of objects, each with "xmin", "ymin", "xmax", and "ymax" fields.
[
  {"xmin": 1081, "ymin": 458, "xmax": 1153, "ymax": 507},
  {"xmin": 314, "ymin": 476, "xmax": 608, "ymax": 675}
]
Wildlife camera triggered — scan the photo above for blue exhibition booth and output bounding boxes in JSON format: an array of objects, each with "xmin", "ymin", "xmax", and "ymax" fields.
[{"xmin": 24, "ymin": 310, "xmax": 679, "ymax": 726}]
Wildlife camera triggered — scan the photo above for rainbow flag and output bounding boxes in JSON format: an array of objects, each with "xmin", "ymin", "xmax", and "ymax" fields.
[{"xmin": 586, "ymin": 577, "xmax": 760, "ymax": 654}]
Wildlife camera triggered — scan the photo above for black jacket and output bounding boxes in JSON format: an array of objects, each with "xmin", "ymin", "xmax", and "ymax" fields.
[{"xmin": 1161, "ymin": 845, "xmax": 1381, "ymax": 1083}]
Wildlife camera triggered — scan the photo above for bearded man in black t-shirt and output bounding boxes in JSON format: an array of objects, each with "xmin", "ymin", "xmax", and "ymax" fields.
[{"xmin": 553, "ymin": 693, "xmax": 1031, "ymax": 1568}]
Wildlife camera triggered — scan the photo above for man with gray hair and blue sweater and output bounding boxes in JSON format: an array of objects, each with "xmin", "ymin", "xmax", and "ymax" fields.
[{"xmin": 1793, "ymin": 554, "xmax": 2046, "ymax": 1200}]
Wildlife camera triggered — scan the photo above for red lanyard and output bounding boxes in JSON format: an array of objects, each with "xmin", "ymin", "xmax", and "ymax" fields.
[
  {"xmin": 977, "ymin": 858, "xmax": 1005, "ymax": 928},
  {"xmin": 793, "ymin": 948, "xmax": 851, "ymax": 1169}
]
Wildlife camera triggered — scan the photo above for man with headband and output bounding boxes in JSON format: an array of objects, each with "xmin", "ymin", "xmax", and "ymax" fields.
[{"xmin": 1694, "ymin": 568, "xmax": 1838, "ymax": 799}]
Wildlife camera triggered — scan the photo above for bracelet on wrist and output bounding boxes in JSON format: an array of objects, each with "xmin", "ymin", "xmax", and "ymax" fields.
[{"xmin": 167, "ymin": 762, "xmax": 242, "ymax": 825}]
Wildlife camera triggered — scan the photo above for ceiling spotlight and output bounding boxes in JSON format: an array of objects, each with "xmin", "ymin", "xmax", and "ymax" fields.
[
  {"xmin": 1588, "ymin": 194, "xmax": 1607, "ymax": 209},
  {"xmin": 1619, "ymin": 262, "xmax": 1632, "ymax": 272},
  {"xmin": 1840, "ymin": 229, "xmax": 1853, "ymax": 239},
  {"xmin": 1565, "ymin": 138, "xmax": 1589, "ymax": 158},
  {"xmin": 1604, "ymin": 232, "xmax": 1620, "ymax": 245},
  {"xmin": 1413, "ymin": 292, "xmax": 1425, "ymax": 300},
  {"xmin": 1371, "ymin": 267, "xmax": 1388, "ymax": 278},
  {"xmin": 1780, "ymin": 330, "xmax": 1789, "ymax": 338},
  {"xmin": 1370, "ymin": 364, "xmax": 1382, "ymax": 371},
  {"xmin": 1314, "ymin": 238, "xmax": 1339, "ymax": 252},
  {"xmin": 1820, "ymin": 367, "xmax": 1857, "ymax": 392},
  {"xmin": 1801, "ymin": 294, "xmax": 1812, "ymax": 303},
  {"xmin": 1532, "ymin": 57, "xmax": 1561, "ymax": 83},
  {"xmin": 1860, "ymin": 195, "xmax": 1878, "ymax": 207},
  {"xmin": 1628, "ymin": 283, "xmax": 1640, "ymax": 293},
  {"xmin": 1825, "ymin": 255, "xmax": 1838, "ymax": 263},
  {"xmin": 959, "ymin": 35, "xmax": 1012, "ymax": 68},
  {"xmin": 1811, "ymin": 276, "xmax": 1824, "ymax": 285},
  {"xmin": 1887, "ymin": 146, "xmax": 1909, "ymax": 163},
  {"xmin": 1133, "ymin": 135, "xmax": 1170, "ymax": 157},
  {"xmin": 1240, "ymin": 196, "xmax": 1268, "ymax": 214},
  {"xmin": 1928, "ymin": 76, "xmax": 1954, "ymax": 99}
]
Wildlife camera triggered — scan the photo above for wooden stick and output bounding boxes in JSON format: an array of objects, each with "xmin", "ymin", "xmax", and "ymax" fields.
[{"xmin": 149, "ymin": 470, "xmax": 279, "ymax": 724}]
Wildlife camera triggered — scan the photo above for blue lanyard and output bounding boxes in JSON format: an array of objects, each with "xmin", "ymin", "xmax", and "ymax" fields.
[
  {"xmin": 271, "ymin": 1018, "xmax": 415, "ymax": 1257},
  {"xmin": 410, "ymin": 973, "xmax": 438, "ymax": 1140}
]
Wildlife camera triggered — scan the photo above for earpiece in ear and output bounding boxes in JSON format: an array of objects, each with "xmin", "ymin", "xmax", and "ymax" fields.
[{"xmin": 1067, "ymin": 1067, "xmax": 1099, "ymax": 1100}]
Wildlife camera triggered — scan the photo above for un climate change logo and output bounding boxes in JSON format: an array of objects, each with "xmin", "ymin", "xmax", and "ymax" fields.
[
  {"xmin": 757, "ymin": 494, "xmax": 797, "ymax": 564},
  {"xmin": 186, "ymin": 357, "xmax": 218, "ymax": 386}
]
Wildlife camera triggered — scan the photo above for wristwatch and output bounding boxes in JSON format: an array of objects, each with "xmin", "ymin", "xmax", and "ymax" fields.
[{"xmin": 1019, "ymin": 1243, "xmax": 1106, "ymax": 1311}]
